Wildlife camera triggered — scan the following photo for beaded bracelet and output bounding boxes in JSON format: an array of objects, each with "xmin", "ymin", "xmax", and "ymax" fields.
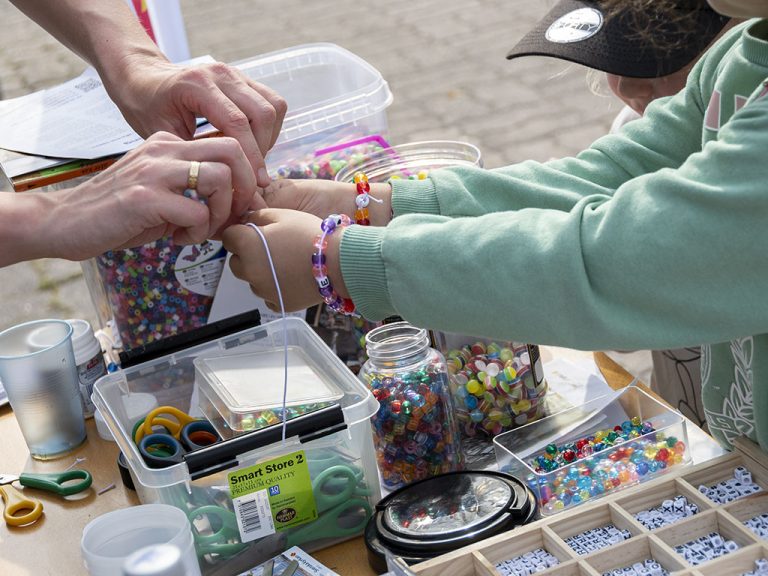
[
  {"xmin": 312, "ymin": 214, "xmax": 356, "ymax": 315},
  {"xmin": 353, "ymin": 171, "xmax": 382, "ymax": 225}
]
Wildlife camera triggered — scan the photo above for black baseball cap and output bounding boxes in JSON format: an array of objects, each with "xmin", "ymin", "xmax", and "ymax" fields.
[{"xmin": 507, "ymin": 0, "xmax": 731, "ymax": 78}]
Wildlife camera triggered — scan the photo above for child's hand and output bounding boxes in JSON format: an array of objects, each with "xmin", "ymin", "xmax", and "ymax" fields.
[
  {"xmin": 261, "ymin": 179, "xmax": 392, "ymax": 225},
  {"xmin": 223, "ymin": 209, "xmax": 346, "ymax": 312}
]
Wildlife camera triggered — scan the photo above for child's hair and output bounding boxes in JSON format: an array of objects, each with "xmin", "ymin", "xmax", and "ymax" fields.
[{"xmin": 601, "ymin": 0, "xmax": 713, "ymax": 54}]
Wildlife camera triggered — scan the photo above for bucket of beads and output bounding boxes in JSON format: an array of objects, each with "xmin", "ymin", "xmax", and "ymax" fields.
[
  {"xmin": 270, "ymin": 134, "xmax": 392, "ymax": 181},
  {"xmin": 333, "ymin": 141, "xmax": 483, "ymax": 369},
  {"xmin": 91, "ymin": 239, "xmax": 227, "ymax": 351},
  {"xmin": 493, "ymin": 385, "xmax": 690, "ymax": 516},
  {"xmin": 358, "ymin": 322, "xmax": 463, "ymax": 490},
  {"xmin": 334, "ymin": 140, "xmax": 482, "ymax": 185}
]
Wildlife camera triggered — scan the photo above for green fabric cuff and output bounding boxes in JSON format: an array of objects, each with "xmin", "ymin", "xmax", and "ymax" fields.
[
  {"xmin": 339, "ymin": 224, "xmax": 392, "ymax": 320},
  {"xmin": 390, "ymin": 177, "xmax": 440, "ymax": 216}
]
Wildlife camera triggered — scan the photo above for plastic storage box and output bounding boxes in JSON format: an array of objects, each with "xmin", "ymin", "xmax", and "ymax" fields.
[
  {"xmin": 493, "ymin": 386, "xmax": 690, "ymax": 516},
  {"xmin": 194, "ymin": 336, "xmax": 345, "ymax": 439},
  {"xmin": 84, "ymin": 43, "xmax": 393, "ymax": 352},
  {"xmin": 92, "ymin": 317, "xmax": 381, "ymax": 575}
]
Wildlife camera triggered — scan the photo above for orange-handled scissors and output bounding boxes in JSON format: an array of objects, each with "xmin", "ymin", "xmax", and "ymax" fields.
[{"xmin": 0, "ymin": 469, "xmax": 92, "ymax": 527}]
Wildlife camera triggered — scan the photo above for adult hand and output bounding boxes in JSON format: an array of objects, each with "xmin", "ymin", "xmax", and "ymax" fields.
[
  {"xmin": 110, "ymin": 58, "xmax": 287, "ymax": 188},
  {"xmin": 223, "ymin": 209, "xmax": 338, "ymax": 312},
  {"xmin": 262, "ymin": 178, "xmax": 393, "ymax": 225},
  {"xmin": 41, "ymin": 132, "xmax": 258, "ymax": 261}
]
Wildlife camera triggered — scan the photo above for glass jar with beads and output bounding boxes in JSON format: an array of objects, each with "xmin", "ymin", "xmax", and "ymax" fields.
[
  {"xmin": 359, "ymin": 322, "xmax": 463, "ymax": 490},
  {"xmin": 429, "ymin": 332, "xmax": 550, "ymax": 468}
]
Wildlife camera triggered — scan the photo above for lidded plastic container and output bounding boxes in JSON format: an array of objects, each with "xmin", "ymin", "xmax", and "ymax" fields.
[
  {"xmin": 493, "ymin": 386, "xmax": 690, "ymax": 516},
  {"xmin": 358, "ymin": 322, "xmax": 462, "ymax": 490},
  {"xmin": 67, "ymin": 318, "xmax": 108, "ymax": 418},
  {"xmin": 83, "ymin": 43, "xmax": 393, "ymax": 352},
  {"xmin": 194, "ymin": 343, "xmax": 344, "ymax": 438},
  {"xmin": 334, "ymin": 140, "xmax": 482, "ymax": 184},
  {"xmin": 92, "ymin": 318, "xmax": 381, "ymax": 575}
]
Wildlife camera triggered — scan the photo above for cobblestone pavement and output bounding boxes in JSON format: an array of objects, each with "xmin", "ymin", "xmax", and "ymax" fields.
[{"xmin": 0, "ymin": 0, "xmax": 620, "ymax": 333}]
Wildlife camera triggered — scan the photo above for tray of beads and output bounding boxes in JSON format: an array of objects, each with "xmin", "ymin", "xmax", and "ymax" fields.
[
  {"xmin": 406, "ymin": 435, "xmax": 768, "ymax": 576},
  {"xmin": 493, "ymin": 386, "xmax": 690, "ymax": 516}
]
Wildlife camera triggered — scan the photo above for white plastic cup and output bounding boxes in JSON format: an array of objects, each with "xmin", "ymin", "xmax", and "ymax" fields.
[
  {"xmin": 0, "ymin": 319, "xmax": 86, "ymax": 459},
  {"xmin": 81, "ymin": 504, "xmax": 201, "ymax": 576},
  {"xmin": 121, "ymin": 543, "xmax": 186, "ymax": 576},
  {"xmin": 67, "ymin": 319, "xmax": 108, "ymax": 419}
]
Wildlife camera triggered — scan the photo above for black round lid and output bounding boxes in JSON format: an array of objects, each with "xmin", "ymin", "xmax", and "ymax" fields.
[
  {"xmin": 383, "ymin": 472, "xmax": 515, "ymax": 538},
  {"xmin": 365, "ymin": 470, "xmax": 537, "ymax": 571}
]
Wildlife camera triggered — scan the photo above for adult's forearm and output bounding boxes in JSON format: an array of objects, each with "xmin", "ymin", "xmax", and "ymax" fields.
[
  {"xmin": 8, "ymin": 0, "xmax": 166, "ymax": 84},
  {"xmin": 0, "ymin": 192, "xmax": 52, "ymax": 267}
]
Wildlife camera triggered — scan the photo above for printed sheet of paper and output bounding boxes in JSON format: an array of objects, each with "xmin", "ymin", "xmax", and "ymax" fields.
[{"xmin": 0, "ymin": 56, "xmax": 213, "ymax": 160}]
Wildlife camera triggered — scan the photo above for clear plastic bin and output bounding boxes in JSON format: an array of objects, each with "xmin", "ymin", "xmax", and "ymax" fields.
[
  {"xmin": 84, "ymin": 43, "xmax": 393, "ymax": 352},
  {"xmin": 493, "ymin": 386, "xmax": 690, "ymax": 516},
  {"xmin": 334, "ymin": 140, "xmax": 482, "ymax": 183},
  {"xmin": 92, "ymin": 317, "xmax": 381, "ymax": 575}
]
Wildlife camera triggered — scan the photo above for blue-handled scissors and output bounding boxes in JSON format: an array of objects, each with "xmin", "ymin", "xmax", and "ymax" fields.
[{"xmin": 138, "ymin": 420, "xmax": 221, "ymax": 468}]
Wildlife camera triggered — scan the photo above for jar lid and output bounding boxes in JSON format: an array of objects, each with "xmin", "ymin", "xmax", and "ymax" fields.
[{"xmin": 364, "ymin": 471, "xmax": 536, "ymax": 571}]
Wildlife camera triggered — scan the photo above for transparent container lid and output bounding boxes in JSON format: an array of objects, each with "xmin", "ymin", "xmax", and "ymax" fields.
[{"xmin": 194, "ymin": 346, "xmax": 345, "ymax": 421}]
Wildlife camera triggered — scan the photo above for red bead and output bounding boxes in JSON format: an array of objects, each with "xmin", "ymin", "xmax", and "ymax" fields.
[
  {"xmin": 356, "ymin": 181, "xmax": 371, "ymax": 193},
  {"xmin": 341, "ymin": 298, "xmax": 356, "ymax": 314},
  {"xmin": 357, "ymin": 218, "xmax": 370, "ymax": 225},
  {"xmin": 562, "ymin": 449, "xmax": 576, "ymax": 462}
]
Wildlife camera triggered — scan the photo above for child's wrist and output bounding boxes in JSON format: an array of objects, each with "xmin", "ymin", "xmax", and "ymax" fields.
[
  {"xmin": 346, "ymin": 177, "xmax": 391, "ymax": 226},
  {"xmin": 311, "ymin": 214, "xmax": 353, "ymax": 314}
]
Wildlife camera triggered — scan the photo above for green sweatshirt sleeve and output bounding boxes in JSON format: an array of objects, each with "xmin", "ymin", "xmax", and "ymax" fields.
[
  {"xmin": 389, "ymin": 25, "xmax": 733, "ymax": 220},
  {"xmin": 341, "ymin": 31, "xmax": 768, "ymax": 351}
]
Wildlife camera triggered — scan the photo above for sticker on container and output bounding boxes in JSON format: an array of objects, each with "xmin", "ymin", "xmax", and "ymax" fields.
[
  {"xmin": 174, "ymin": 240, "xmax": 227, "ymax": 296},
  {"xmin": 229, "ymin": 450, "xmax": 317, "ymax": 542}
]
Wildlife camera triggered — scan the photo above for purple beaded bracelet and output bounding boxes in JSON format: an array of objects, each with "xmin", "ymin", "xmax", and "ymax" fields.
[{"xmin": 312, "ymin": 214, "xmax": 356, "ymax": 315}]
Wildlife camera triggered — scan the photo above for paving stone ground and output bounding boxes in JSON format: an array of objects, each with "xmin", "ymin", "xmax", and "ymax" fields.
[{"xmin": 0, "ymin": 0, "xmax": 620, "ymax": 333}]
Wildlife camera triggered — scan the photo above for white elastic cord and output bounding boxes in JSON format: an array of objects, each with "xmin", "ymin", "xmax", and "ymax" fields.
[{"xmin": 245, "ymin": 222, "xmax": 289, "ymax": 443}]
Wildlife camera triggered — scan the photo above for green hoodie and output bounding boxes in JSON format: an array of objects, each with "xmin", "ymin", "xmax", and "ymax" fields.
[{"xmin": 340, "ymin": 20, "xmax": 768, "ymax": 451}]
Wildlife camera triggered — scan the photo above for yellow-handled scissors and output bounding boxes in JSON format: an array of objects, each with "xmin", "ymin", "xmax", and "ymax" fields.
[{"xmin": 0, "ymin": 469, "xmax": 92, "ymax": 527}]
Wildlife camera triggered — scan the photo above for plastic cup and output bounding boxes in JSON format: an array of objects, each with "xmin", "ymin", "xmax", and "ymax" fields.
[
  {"xmin": 0, "ymin": 319, "xmax": 86, "ymax": 459},
  {"xmin": 81, "ymin": 504, "xmax": 201, "ymax": 576}
]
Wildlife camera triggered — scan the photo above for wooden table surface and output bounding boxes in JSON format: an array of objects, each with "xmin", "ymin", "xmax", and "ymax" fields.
[{"xmin": 0, "ymin": 348, "xmax": 632, "ymax": 575}]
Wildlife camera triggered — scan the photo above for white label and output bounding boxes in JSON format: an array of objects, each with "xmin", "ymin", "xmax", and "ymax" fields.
[
  {"xmin": 174, "ymin": 240, "xmax": 226, "ymax": 296},
  {"xmin": 545, "ymin": 8, "xmax": 603, "ymax": 44},
  {"xmin": 233, "ymin": 489, "xmax": 275, "ymax": 543}
]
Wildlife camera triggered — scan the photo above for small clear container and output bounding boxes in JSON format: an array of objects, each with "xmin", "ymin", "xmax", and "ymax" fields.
[
  {"xmin": 334, "ymin": 140, "xmax": 482, "ymax": 183},
  {"xmin": 494, "ymin": 386, "xmax": 690, "ymax": 516},
  {"xmin": 194, "ymin": 346, "xmax": 344, "ymax": 438},
  {"xmin": 358, "ymin": 322, "xmax": 463, "ymax": 489}
]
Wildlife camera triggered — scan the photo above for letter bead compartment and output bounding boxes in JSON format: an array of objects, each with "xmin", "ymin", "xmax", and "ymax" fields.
[{"xmin": 410, "ymin": 440, "xmax": 768, "ymax": 576}]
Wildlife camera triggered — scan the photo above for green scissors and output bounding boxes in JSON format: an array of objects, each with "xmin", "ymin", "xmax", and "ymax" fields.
[
  {"xmin": 0, "ymin": 468, "xmax": 92, "ymax": 527},
  {"xmin": 285, "ymin": 464, "xmax": 372, "ymax": 547},
  {"xmin": 0, "ymin": 469, "xmax": 92, "ymax": 497}
]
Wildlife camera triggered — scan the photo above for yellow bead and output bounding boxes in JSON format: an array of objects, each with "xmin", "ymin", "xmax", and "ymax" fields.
[
  {"xmin": 353, "ymin": 171, "xmax": 368, "ymax": 184},
  {"xmin": 466, "ymin": 379, "xmax": 483, "ymax": 396}
]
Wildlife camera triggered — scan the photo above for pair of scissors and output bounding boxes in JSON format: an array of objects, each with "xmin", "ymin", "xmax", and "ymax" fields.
[
  {"xmin": 284, "ymin": 464, "xmax": 372, "ymax": 547},
  {"xmin": 0, "ymin": 468, "xmax": 92, "ymax": 527},
  {"xmin": 133, "ymin": 405, "xmax": 199, "ymax": 444},
  {"xmin": 138, "ymin": 420, "xmax": 221, "ymax": 469}
]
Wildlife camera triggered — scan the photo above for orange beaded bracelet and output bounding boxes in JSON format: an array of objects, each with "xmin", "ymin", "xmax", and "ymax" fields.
[{"xmin": 353, "ymin": 171, "xmax": 383, "ymax": 225}]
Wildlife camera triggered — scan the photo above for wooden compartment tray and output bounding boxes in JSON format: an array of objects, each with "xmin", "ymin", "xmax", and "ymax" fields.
[{"xmin": 412, "ymin": 439, "xmax": 768, "ymax": 576}]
